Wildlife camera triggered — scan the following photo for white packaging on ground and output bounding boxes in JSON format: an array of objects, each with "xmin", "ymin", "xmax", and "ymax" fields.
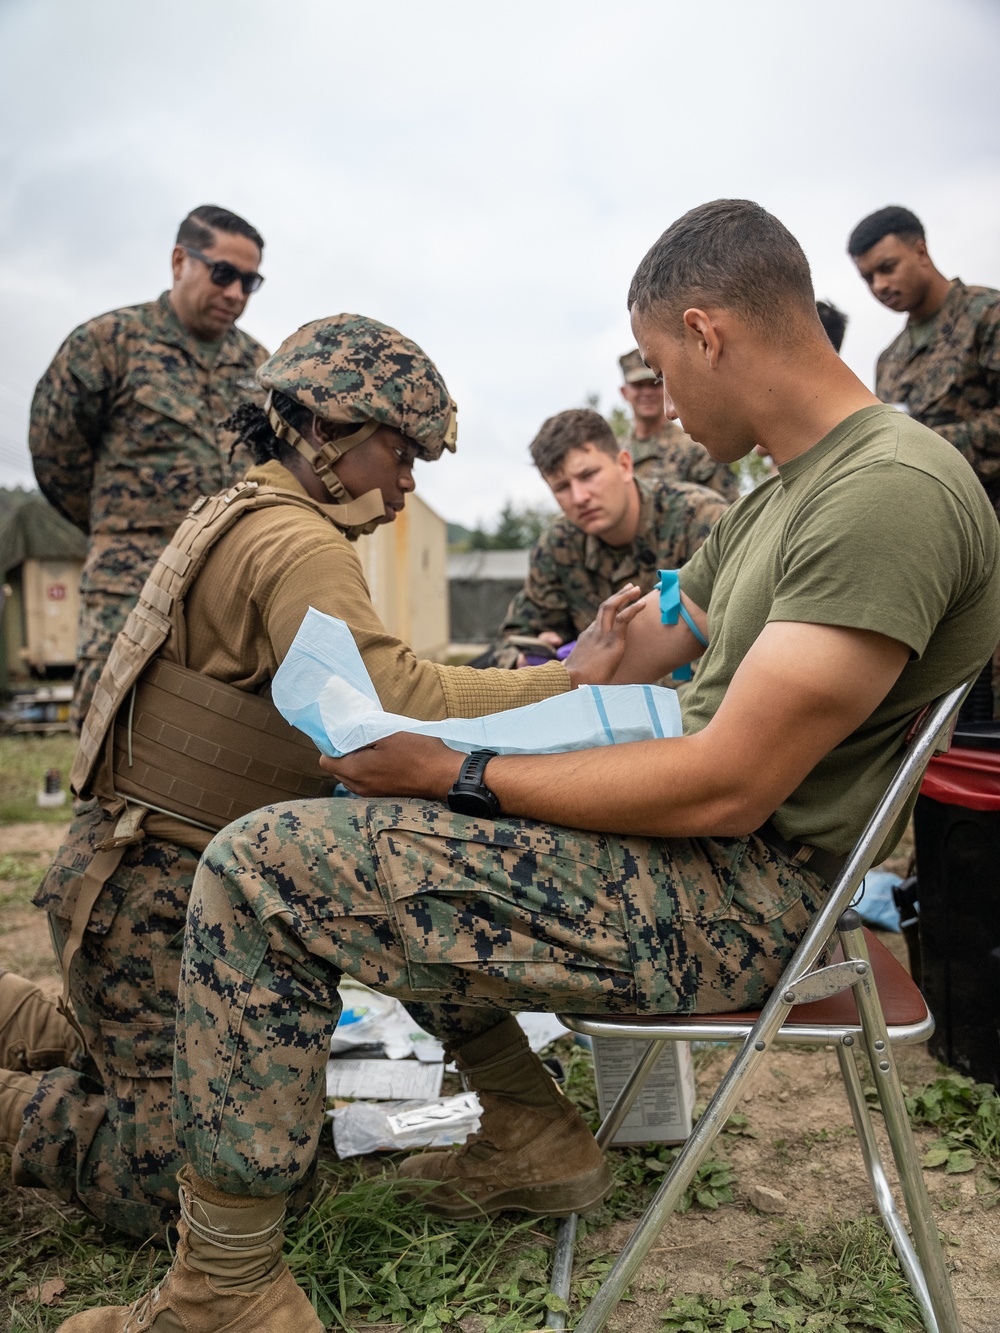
[
  {"xmin": 330, "ymin": 982, "xmax": 446, "ymax": 1061},
  {"xmin": 325, "ymin": 988, "xmax": 574, "ymax": 1156},
  {"xmin": 326, "ymin": 1059, "xmax": 444, "ymax": 1101},
  {"xmin": 272, "ymin": 608, "xmax": 682, "ymax": 757},
  {"xmin": 591, "ymin": 1037, "xmax": 696, "ymax": 1146},
  {"xmin": 330, "ymin": 1092, "xmax": 482, "ymax": 1159}
]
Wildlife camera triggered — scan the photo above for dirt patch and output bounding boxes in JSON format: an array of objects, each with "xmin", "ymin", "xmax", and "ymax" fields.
[
  {"xmin": 0, "ymin": 823, "xmax": 68, "ymax": 856},
  {"xmin": 0, "ymin": 822, "xmax": 66, "ymax": 993},
  {"xmin": 584, "ymin": 1039, "xmax": 1000, "ymax": 1333}
]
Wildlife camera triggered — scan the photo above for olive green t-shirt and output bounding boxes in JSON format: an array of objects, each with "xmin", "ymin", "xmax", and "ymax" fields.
[{"xmin": 679, "ymin": 404, "xmax": 1000, "ymax": 856}]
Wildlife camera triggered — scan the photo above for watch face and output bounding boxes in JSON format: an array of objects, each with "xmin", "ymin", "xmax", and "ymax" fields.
[{"xmin": 447, "ymin": 788, "xmax": 500, "ymax": 818}]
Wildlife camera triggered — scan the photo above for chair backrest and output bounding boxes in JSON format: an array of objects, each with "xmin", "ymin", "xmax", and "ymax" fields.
[{"xmin": 776, "ymin": 680, "xmax": 971, "ymax": 995}]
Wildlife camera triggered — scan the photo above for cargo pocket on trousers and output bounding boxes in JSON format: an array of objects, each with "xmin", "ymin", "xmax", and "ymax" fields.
[
  {"xmin": 671, "ymin": 836, "xmax": 745, "ymax": 924},
  {"xmin": 35, "ymin": 857, "xmax": 134, "ymax": 950},
  {"xmin": 98, "ymin": 1018, "xmax": 179, "ymax": 1184},
  {"xmin": 724, "ymin": 835, "xmax": 825, "ymax": 926},
  {"xmin": 371, "ymin": 815, "xmax": 622, "ymax": 997}
]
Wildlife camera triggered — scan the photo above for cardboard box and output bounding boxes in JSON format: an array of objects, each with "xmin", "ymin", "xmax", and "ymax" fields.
[{"xmin": 591, "ymin": 1038, "xmax": 695, "ymax": 1146}]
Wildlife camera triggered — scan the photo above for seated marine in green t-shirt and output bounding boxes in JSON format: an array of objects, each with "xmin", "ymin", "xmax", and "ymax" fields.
[{"xmin": 62, "ymin": 201, "xmax": 1000, "ymax": 1331}]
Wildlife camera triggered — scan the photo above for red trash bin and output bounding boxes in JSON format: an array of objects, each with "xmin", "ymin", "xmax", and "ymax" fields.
[{"xmin": 914, "ymin": 722, "xmax": 1000, "ymax": 1087}]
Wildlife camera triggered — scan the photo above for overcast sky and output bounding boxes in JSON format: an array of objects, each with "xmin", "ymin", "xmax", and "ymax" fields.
[{"xmin": 1, "ymin": 0, "xmax": 998, "ymax": 528}]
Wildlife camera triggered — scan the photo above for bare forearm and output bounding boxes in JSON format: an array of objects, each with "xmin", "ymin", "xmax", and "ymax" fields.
[
  {"xmin": 482, "ymin": 736, "xmax": 750, "ymax": 836},
  {"xmin": 415, "ymin": 733, "xmax": 751, "ymax": 839},
  {"xmin": 324, "ymin": 622, "xmax": 911, "ymax": 844}
]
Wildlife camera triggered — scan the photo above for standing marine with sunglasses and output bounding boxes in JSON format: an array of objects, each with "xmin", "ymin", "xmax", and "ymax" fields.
[{"xmin": 28, "ymin": 203, "xmax": 269, "ymax": 725}]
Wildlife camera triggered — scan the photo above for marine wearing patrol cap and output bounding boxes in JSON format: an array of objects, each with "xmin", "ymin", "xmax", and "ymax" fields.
[
  {"xmin": 259, "ymin": 313, "xmax": 458, "ymax": 536},
  {"xmin": 619, "ymin": 347, "xmax": 657, "ymax": 384}
]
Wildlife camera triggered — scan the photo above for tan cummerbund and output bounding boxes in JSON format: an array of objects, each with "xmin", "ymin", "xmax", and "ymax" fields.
[{"xmin": 112, "ymin": 658, "xmax": 335, "ymax": 831}]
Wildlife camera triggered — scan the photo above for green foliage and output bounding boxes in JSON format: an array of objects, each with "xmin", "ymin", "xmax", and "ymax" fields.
[
  {"xmin": 906, "ymin": 1073, "xmax": 1000, "ymax": 1160},
  {"xmin": 659, "ymin": 1219, "xmax": 923, "ymax": 1332},
  {"xmin": 0, "ymin": 850, "xmax": 46, "ymax": 926},
  {"xmin": 286, "ymin": 1174, "xmax": 559, "ymax": 1330},
  {"xmin": 607, "ymin": 405, "xmax": 631, "ymax": 439},
  {"xmin": 0, "ymin": 1162, "xmax": 574, "ymax": 1332},
  {"xmin": 446, "ymin": 521, "xmax": 477, "ymax": 548},
  {"xmin": 0, "ymin": 853, "xmax": 45, "ymax": 887},
  {"xmin": 0, "ymin": 734, "xmax": 77, "ymax": 824},
  {"xmin": 904, "ymin": 1072, "xmax": 1000, "ymax": 1185},
  {"xmin": 559, "ymin": 1041, "xmax": 735, "ymax": 1223},
  {"xmin": 463, "ymin": 501, "xmax": 557, "ymax": 552},
  {"xmin": 731, "ymin": 451, "xmax": 773, "ymax": 494}
]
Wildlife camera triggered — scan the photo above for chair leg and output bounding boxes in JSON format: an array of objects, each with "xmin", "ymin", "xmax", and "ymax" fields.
[
  {"xmin": 571, "ymin": 1030, "xmax": 777, "ymax": 1333},
  {"xmin": 838, "ymin": 915, "xmax": 964, "ymax": 1333},
  {"xmin": 545, "ymin": 1038, "xmax": 667, "ymax": 1329},
  {"xmin": 836, "ymin": 1039, "xmax": 937, "ymax": 1330}
]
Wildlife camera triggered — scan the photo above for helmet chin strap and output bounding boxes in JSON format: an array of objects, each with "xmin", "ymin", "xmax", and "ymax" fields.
[{"xmin": 265, "ymin": 394, "xmax": 387, "ymax": 536}]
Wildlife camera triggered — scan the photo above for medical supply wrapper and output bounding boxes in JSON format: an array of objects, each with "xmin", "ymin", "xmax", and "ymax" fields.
[{"xmin": 272, "ymin": 608, "xmax": 682, "ymax": 756}]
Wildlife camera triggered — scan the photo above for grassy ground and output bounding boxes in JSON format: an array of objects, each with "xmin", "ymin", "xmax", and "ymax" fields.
[
  {"xmin": 4, "ymin": 1039, "xmax": 1000, "ymax": 1331},
  {"xmin": 0, "ymin": 746, "xmax": 996, "ymax": 1330},
  {"xmin": 0, "ymin": 735, "xmax": 77, "ymax": 825}
]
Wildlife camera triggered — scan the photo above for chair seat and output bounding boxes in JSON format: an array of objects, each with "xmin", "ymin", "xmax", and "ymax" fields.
[{"xmin": 581, "ymin": 929, "xmax": 928, "ymax": 1031}]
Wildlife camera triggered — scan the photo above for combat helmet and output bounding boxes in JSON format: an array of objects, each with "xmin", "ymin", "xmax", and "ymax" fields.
[{"xmin": 257, "ymin": 313, "xmax": 458, "ymax": 536}]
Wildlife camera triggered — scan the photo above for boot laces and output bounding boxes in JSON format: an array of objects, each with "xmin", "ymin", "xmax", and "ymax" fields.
[
  {"xmin": 178, "ymin": 1179, "xmax": 285, "ymax": 1252},
  {"xmin": 122, "ymin": 1281, "xmax": 162, "ymax": 1331}
]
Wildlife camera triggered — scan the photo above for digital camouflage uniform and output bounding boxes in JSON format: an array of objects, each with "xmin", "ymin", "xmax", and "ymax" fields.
[
  {"xmin": 876, "ymin": 280, "xmax": 1000, "ymax": 513},
  {"xmin": 168, "ymin": 401, "xmax": 1000, "ymax": 1201},
  {"xmin": 19, "ymin": 315, "xmax": 570, "ymax": 1239},
  {"xmin": 28, "ymin": 292, "xmax": 268, "ymax": 723},
  {"xmin": 173, "ymin": 802, "xmax": 828, "ymax": 1195},
  {"xmin": 622, "ymin": 420, "xmax": 740, "ymax": 503},
  {"xmin": 876, "ymin": 279, "xmax": 1000, "ymax": 712},
  {"xmin": 490, "ymin": 476, "xmax": 726, "ymax": 668}
]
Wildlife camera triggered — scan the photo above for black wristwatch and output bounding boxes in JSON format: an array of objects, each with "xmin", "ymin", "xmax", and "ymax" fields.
[{"xmin": 447, "ymin": 749, "xmax": 501, "ymax": 818}]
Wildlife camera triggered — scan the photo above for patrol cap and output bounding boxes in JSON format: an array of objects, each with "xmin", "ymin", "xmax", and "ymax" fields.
[
  {"xmin": 257, "ymin": 313, "xmax": 457, "ymax": 461},
  {"xmin": 619, "ymin": 348, "xmax": 658, "ymax": 384}
]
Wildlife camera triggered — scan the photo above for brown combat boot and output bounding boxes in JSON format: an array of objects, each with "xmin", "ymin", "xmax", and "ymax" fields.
[
  {"xmin": 0, "ymin": 968, "xmax": 81, "ymax": 1072},
  {"xmin": 55, "ymin": 1165, "xmax": 323, "ymax": 1332},
  {"xmin": 397, "ymin": 1016, "xmax": 612, "ymax": 1219},
  {"xmin": 1, "ymin": 1068, "xmax": 38, "ymax": 1157}
]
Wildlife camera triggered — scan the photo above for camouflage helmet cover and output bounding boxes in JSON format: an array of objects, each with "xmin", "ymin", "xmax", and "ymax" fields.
[{"xmin": 257, "ymin": 313, "xmax": 457, "ymax": 460}]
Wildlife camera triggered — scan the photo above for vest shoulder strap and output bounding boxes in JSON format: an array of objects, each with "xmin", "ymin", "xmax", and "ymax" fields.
[{"xmin": 71, "ymin": 481, "xmax": 336, "ymax": 801}]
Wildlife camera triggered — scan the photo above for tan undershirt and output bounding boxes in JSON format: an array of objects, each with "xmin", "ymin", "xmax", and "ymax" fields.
[{"xmin": 146, "ymin": 460, "xmax": 570, "ymax": 851}]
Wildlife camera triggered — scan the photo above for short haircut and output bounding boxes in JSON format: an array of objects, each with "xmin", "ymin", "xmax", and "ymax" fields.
[
  {"xmin": 847, "ymin": 206, "xmax": 924, "ymax": 258},
  {"xmin": 627, "ymin": 199, "xmax": 815, "ymax": 335},
  {"xmin": 816, "ymin": 300, "xmax": 848, "ymax": 353},
  {"xmin": 176, "ymin": 204, "xmax": 265, "ymax": 255},
  {"xmin": 529, "ymin": 408, "xmax": 618, "ymax": 475}
]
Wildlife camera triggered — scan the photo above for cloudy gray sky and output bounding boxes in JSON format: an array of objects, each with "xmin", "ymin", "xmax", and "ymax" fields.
[{"xmin": 1, "ymin": 0, "xmax": 998, "ymax": 527}]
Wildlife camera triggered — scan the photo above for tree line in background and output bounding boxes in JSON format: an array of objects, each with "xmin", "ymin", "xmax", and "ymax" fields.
[{"xmin": 450, "ymin": 394, "xmax": 769, "ymax": 551}]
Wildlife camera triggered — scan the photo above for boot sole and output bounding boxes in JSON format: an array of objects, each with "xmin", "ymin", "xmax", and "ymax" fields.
[{"xmin": 417, "ymin": 1160, "xmax": 614, "ymax": 1220}]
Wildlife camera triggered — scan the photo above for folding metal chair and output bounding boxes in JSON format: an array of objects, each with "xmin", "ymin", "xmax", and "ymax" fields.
[{"xmin": 547, "ymin": 682, "xmax": 971, "ymax": 1333}]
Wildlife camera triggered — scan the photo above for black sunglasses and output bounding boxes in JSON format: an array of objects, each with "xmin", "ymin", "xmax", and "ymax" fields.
[{"xmin": 183, "ymin": 246, "xmax": 264, "ymax": 295}]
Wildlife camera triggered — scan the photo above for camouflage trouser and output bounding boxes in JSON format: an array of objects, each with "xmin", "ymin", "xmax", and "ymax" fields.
[
  {"xmin": 21, "ymin": 803, "xmax": 196, "ymax": 1238},
  {"xmin": 174, "ymin": 797, "xmax": 828, "ymax": 1197},
  {"xmin": 72, "ymin": 591, "xmax": 134, "ymax": 728}
]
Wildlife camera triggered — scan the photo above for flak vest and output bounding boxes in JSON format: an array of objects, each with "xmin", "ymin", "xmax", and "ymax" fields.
[{"xmin": 61, "ymin": 480, "xmax": 339, "ymax": 1003}]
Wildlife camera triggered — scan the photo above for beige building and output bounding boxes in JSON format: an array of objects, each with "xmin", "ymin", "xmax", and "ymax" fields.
[{"xmin": 356, "ymin": 493, "xmax": 449, "ymax": 661}]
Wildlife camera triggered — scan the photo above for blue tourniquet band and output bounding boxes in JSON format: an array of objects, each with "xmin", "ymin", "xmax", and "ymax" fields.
[{"xmin": 657, "ymin": 570, "xmax": 707, "ymax": 682}]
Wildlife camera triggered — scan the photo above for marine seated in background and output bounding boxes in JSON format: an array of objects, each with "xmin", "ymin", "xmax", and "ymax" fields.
[
  {"xmin": 0, "ymin": 314, "xmax": 620, "ymax": 1242},
  {"xmin": 486, "ymin": 406, "xmax": 726, "ymax": 667}
]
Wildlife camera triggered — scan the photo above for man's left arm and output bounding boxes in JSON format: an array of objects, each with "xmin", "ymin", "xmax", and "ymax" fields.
[
  {"xmin": 323, "ymin": 620, "xmax": 910, "ymax": 838},
  {"xmin": 932, "ymin": 303, "xmax": 1000, "ymax": 464}
]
